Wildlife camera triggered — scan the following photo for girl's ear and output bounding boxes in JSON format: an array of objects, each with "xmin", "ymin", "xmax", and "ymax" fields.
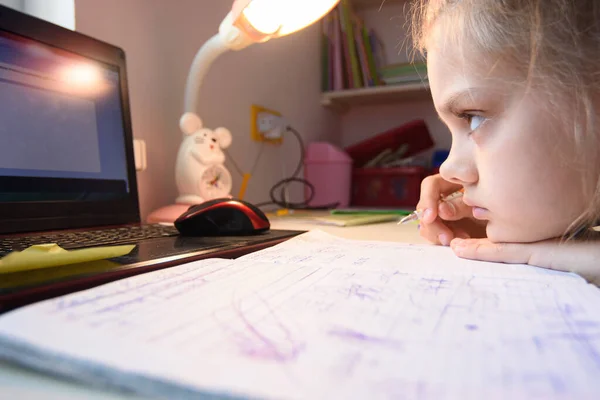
[
  {"xmin": 215, "ymin": 127, "xmax": 232, "ymax": 149},
  {"xmin": 179, "ymin": 112, "xmax": 203, "ymax": 135}
]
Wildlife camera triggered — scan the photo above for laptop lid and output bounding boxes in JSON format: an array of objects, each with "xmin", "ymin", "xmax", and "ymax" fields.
[{"xmin": 0, "ymin": 5, "xmax": 140, "ymax": 235}]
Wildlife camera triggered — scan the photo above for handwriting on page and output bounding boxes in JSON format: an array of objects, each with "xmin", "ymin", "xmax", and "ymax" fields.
[{"xmin": 1, "ymin": 230, "xmax": 599, "ymax": 400}]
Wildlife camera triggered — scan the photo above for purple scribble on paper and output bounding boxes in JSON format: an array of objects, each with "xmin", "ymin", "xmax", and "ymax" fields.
[
  {"xmin": 518, "ymin": 373, "xmax": 566, "ymax": 395},
  {"xmin": 353, "ymin": 258, "xmax": 369, "ymax": 266},
  {"xmin": 421, "ymin": 278, "xmax": 449, "ymax": 285},
  {"xmin": 532, "ymin": 336, "xmax": 544, "ymax": 352},
  {"xmin": 330, "ymin": 329, "xmax": 372, "ymax": 341},
  {"xmin": 563, "ymin": 303, "xmax": 576, "ymax": 316},
  {"xmin": 328, "ymin": 328, "xmax": 403, "ymax": 350},
  {"xmin": 380, "ymin": 270, "xmax": 408, "ymax": 284},
  {"xmin": 342, "ymin": 352, "xmax": 362, "ymax": 377},
  {"xmin": 556, "ymin": 301, "xmax": 600, "ymax": 369},
  {"xmin": 229, "ymin": 297, "xmax": 306, "ymax": 363},
  {"xmin": 465, "ymin": 324, "xmax": 478, "ymax": 331},
  {"xmin": 574, "ymin": 320, "xmax": 600, "ymax": 329},
  {"xmin": 239, "ymin": 339, "xmax": 305, "ymax": 362},
  {"xmin": 346, "ymin": 284, "xmax": 380, "ymax": 301},
  {"xmin": 421, "ymin": 278, "xmax": 451, "ymax": 294},
  {"xmin": 94, "ymin": 296, "xmax": 145, "ymax": 314}
]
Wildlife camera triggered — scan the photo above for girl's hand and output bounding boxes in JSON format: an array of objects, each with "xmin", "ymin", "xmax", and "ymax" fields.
[
  {"xmin": 417, "ymin": 174, "xmax": 487, "ymax": 246},
  {"xmin": 450, "ymin": 237, "xmax": 600, "ymax": 285}
]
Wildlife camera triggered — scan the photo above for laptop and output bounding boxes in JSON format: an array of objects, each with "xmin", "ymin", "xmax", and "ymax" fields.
[{"xmin": 0, "ymin": 5, "xmax": 302, "ymax": 312}]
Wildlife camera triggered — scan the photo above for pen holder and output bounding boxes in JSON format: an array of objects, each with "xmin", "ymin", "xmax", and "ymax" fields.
[{"xmin": 304, "ymin": 142, "xmax": 353, "ymax": 208}]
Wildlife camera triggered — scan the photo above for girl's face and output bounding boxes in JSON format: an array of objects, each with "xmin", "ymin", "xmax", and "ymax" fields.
[{"xmin": 427, "ymin": 25, "xmax": 590, "ymax": 243}]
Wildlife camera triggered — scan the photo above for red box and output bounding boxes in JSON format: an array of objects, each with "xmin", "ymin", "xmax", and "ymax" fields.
[
  {"xmin": 351, "ymin": 167, "xmax": 427, "ymax": 208},
  {"xmin": 344, "ymin": 120, "xmax": 434, "ymax": 168}
]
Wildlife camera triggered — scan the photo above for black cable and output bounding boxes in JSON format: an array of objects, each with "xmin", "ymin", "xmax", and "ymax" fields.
[{"xmin": 255, "ymin": 125, "xmax": 340, "ymax": 211}]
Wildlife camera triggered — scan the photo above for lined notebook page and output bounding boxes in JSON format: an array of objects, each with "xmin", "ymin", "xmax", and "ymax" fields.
[{"xmin": 0, "ymin": 230, "xmax": 599, "ymax": 399}]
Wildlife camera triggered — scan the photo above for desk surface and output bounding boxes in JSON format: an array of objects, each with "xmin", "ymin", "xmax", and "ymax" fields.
[{"xmin": 0, "ymin": 219, "xmax": 424, "ymax": 399}]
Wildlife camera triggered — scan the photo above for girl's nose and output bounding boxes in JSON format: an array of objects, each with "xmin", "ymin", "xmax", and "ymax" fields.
[{"xmin": 439, "ymin": 144, "xmax": 478, "ymax": 185}]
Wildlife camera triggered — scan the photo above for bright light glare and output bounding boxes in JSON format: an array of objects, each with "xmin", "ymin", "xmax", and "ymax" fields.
[
  {"xmin": 242, "ymin": 0, "xmax": 340, "ymax": 37},
  {"xmin": 62, "ymin": 64, "xmax": 102, "ymax": 87},
  {"xmin": 242, "ymin": 0, "xmax": 280, "ymax": 35}
]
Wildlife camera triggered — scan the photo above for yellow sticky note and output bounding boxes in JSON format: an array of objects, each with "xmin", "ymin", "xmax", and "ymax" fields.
[{"xmin": 0, "ymin": 243, "xmax": 136, "ymax": 274}]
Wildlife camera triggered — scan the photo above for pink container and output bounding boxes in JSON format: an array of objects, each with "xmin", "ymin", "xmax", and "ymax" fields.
[{"xmin": 304, "ymin": 142, "xmax": 352, "ymax": 208}]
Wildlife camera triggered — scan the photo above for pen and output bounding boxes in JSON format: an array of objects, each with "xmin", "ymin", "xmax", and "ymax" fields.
[{"xmin": 398, "ymin": 189, "xmax": 465, "ymax": 224}]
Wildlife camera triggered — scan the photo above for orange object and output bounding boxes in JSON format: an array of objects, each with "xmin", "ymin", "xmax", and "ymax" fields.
[{"xmin": 238, "ymin": 173, "xmax": 252, "ymax": 200}]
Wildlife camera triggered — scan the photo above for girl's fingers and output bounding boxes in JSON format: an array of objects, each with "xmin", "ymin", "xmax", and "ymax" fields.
[
  {"xmin": 419, "ymin": 218, "xmax": 487, "ymax": 245},
  {"xmin": 416, "ymin": 174, "xmax": 477, "ymax": 245},
  {"xmin": 417, "ymin": 175, "xmax": 462, "ymax": 224},
  {"xmin": 419, "ymin": 217, "xmax": 456, "ymax": 246},
  {"xmin": 438, "ymin": 197, "xmax": 472, "ymax": 221}
]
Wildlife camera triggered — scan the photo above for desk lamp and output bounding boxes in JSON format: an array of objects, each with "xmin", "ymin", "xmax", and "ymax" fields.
[{"xmin": 147, "ymin": 0, "xmax": 340, "ymax": 224}]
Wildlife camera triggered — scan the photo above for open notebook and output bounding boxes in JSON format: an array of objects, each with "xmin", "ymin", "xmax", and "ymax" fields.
[{"xmin": 0, "ymin": 230, "xmax": 599, "ymax": 399}]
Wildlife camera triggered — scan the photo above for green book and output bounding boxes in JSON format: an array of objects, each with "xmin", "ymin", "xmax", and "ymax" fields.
[
  {"xmin": 311, "ymin": 213, "xmax": 400, "ymax": 227},
  {"xmin": 340, "ymin": 0, "xmax": 363, "ymax": 88},
  {"xmin": 331, "ymin": 208, "xmax": 412, "ymax": 216}
]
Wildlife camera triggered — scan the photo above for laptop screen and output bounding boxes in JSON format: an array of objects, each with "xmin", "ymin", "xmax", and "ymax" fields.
[
  {"xmin": 0, "ymin": 5, "xmax": 140, "ymax": 234},
  {"xmin": 0, "ymin": 30, "xmax": 130, "ymax": 203}
]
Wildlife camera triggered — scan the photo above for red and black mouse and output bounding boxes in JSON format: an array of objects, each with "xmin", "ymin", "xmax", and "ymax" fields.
[{"xmin": 174, "ymin": 198, "xmax": 270, "ymax": 236}]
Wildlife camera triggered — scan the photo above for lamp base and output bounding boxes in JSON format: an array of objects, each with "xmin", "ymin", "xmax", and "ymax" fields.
[{"xmin": 146, "ymin": 203, "xmax": 192, "ymax": 224}]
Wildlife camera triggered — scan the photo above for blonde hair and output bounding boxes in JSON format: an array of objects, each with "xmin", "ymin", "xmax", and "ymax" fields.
[{"xmin": 409, "ymin": 0, "xmax": 600, "ymax": 240}]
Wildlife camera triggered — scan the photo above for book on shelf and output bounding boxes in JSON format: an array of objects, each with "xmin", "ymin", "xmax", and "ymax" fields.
[
  {"xmin": 320, "ymin": 1, "xmax": 426, "ymax": 92},
  {"xmin": 382, "ymin": 76, "xmax": 428, "ymax": 85},
  {"xmin": 380, "ymin": 61, "xmax": 428, "ymax": 86}
]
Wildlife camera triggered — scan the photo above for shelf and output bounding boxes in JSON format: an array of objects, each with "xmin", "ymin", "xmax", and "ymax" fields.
[{"xmin": 321, "ymin": 81, "xmax": 431, "ymax": 112}]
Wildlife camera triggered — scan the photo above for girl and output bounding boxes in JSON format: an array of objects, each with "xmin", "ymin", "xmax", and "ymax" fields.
[{"xmin": 410, "ymin": 0, "xmax": 600, "ymax": 282}]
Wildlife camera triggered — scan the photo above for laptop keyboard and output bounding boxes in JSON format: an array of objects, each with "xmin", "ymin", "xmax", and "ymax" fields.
[{"xmin": 0, "ymin": 224, "xmax": 179, "ymax": 255}]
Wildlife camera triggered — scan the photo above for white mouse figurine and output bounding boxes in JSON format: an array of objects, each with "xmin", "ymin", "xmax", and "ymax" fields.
[{"xmin": 175, "ymin": 112, "xmax": 233, "ymax": 205}]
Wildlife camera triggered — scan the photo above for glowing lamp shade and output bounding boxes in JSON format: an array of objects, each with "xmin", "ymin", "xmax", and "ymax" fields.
[{"xmin": 235, "ymin": 0, "xmax": 340, "ymax": 38}]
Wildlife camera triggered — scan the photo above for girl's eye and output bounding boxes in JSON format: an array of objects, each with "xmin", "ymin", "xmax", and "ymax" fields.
[{"xmin": 460, "ymin": 113, "xmax": 485, "ymax": 132}]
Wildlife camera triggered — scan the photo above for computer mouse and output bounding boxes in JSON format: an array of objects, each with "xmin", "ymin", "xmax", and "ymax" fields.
[{"xmin": 174, "ymin": 198, "xmax": 270, "ymax": 236}]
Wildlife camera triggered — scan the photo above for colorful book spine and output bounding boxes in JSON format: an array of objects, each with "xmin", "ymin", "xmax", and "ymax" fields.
[
  {"xmin": 321, "ymin": 4, "xmax": 387, "ymax": 90},
  {"xmin": 340, "ymin": 0, "xmax": 363, "ymax": 88},
  {"xmin": 362, "ymin": 25, "xmax": 381, "ymax": 86},
  {"xmin": 332, "ymin": 10, "xmax": 344, "ymax": 91},
  {"xmin": 337, "ymin": 5, "xmax": 354, "ymax": 89},
  {"xmin": 320, "ymin": 16, "xmax": 330, "ymax": 92},
  {"xmin": 353, "ymin": 16, "xmax": 374, "ymax": 87},
  {"xmin": 369, "ymin": 29, "xmax": 387, "ymax": 82},
  {"xmin": 327, "ymin": 14, "xmax": 334, "ymax": 91}
]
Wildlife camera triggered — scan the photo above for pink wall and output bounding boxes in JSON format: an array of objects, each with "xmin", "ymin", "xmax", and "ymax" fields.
[{"xmin": 75, "ymin": 0, "xmax": 340, "ymax": 219}]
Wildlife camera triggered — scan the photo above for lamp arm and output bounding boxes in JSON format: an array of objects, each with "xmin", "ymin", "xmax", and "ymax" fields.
[
  {"xmin": 183, "ymin": 11, "xmax": 256, "ymax": 114},
  {"xmin": 183, "ymin": 33, "xmax": 230, "ymax": 114}
]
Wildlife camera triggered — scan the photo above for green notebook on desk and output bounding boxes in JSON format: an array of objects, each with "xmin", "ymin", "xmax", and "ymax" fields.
[
  {"xmin": 271, "ymin": 210, "xmax": 404, "ymax": 227},
  {"xmin": 311, "ymin": 213, "xmax": 400, "ymax": 227},
  {"xmin": 331, "ymin": 208, "xmax": 412, "ymax": 216}
]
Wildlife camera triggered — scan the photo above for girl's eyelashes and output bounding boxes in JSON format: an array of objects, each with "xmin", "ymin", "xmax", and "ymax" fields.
[{"xmin": 457, "ymin": 112, "xmax": 486, "ymax": 132}]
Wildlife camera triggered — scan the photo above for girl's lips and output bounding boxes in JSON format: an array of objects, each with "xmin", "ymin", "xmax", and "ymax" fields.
[
  {"xmin": 472, "ymin": 207, "xmax": 489, "ymax": 220},
  {"xmin": 462, "ymin": 196, "xmax": 489, "ymax": 219}
]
